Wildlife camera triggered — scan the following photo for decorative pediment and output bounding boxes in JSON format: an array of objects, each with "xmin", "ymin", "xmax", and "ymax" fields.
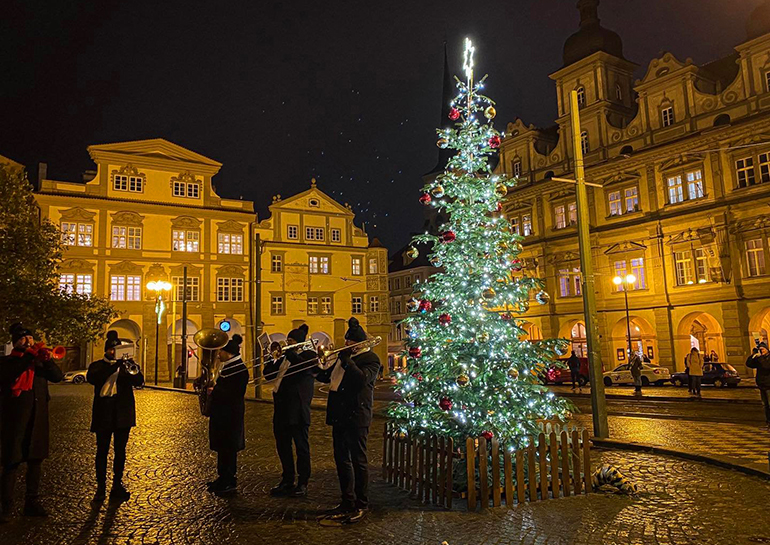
[
  {"xmin": 600, "ymin": 171, "xmax": 642, "ymax": 187},
  {"xmin": 60, "ymin": 207, "xmax": 96, "ymax": 223},
  {"xmin": 88, "ymin": 139, "xmax": 222, "ymax": 169},
  {"xmin": 111, "ymin": 210, "xmax": 144, "ymax": 226},
  {"xmin": 604, "ymin": 241, "xmax": 647, "ymax": 255},
  {"xmin": 733, "ymin": 214, "xmax": 770, "ymax": 234},
  {"xmin": 171, "ymin": 216, "xmax": 202, "ymax": 229},
  {"xmin": 666, "ymin": 227, "xmax": 713, "ymax": 245},
  {"xmin": 170, "ymin": 171, "xmax": 201, "ymax": 186},
  {"xmin": 658, "ymin": 154, "xmax": 703, "ymax": 172},
  {"xmin": 217, "ymin": 220, "xmax": 245, "ymax": 233},
  {"xmin": 110, "ymin": 261, "xmax": 143, "ymax": 275},
  {"xmin": 146, "ymin": 264, "xmax": 167, "ymax": 282},
  {"xmin": 113, "ymin": 164, "xmax": 139, "ymax": 176},
  {"xmin": 270, "ymin": 183, "xmax": 352, "ymax": 216},
  {"xmin": 59, "ymin": 259, "xmax": 94, "ymax": 272},
  {"xmin": 728, "ymin": 134, "xmax": 770, "ymax": 149},
  {"xmin": 505, "ymin": 118, "xmax": 536, "ymax": 137},
  {"xmin": 548, "ymin": 251, "xmax": 579, "ymax": 264},
  {"xmin": 217, "ymin": 264, "xmax": 245, "ymax": 277},
  {"xmin": 638, "ymin": 52, "xmax": 692, "ymax": 85},
  {"xmin": 169, "ymin": 264, "xmax": 202, "ymax": 276}
]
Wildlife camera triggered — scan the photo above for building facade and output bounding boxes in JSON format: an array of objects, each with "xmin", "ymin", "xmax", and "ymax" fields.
[
  {"xmin": 499, "ymin": 0, "xmax": 770, "ymax": 376},
  {"xmin": 34, "ymin": 139, "xmax": 255, "ymax": 380},
  {"xmin": 254, "ymin": 179, "xmax": 390, "ymax": 367}
]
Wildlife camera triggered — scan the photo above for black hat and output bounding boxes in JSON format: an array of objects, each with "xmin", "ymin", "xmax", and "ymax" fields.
[
  {"xmin": 10, "ymin": 323, "xmax": 32, "ymax": 344},
  {"xmin": 288, "ymin": 324, "xmax": 309, "ymax": 344},
  {"xmin": 759, "ymin": 342, "xmax": 768, "ymax": 351},
  {"xmin": 222, "ymin": 334, "xmax": 243, "ymax": 356},
  {"xmin": 104, "ymin": 331, "xmax": 121, "ymax": 352},
  {"xmin": 344, "ymin": 317, "xmax": 367, "ymax": 343}
]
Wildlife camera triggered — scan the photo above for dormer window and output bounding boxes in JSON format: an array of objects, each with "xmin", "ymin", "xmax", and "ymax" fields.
[
  {"xmin": 580, "ymin": 131, "xmax": 589, "ymax": 156},
  {"xmin": 309, "ymin": 198, "xmax": 320, "ymax": 207},
  {"xmin": 662, "ymin": 106, "xmax": 675, "ymax": 128},
  {"xmin": 512, "ymin": 161, "xmax": 522, "ymax": 177},
  {"xmin": 114, "ymin": 174, "xmax": 143, "ymax": 193},
  {"xmin": 615, "ymin": 83, "xmax": 622, "ymax": 101},
  {"xmin": 171, "ymin": 173, "xmax": 201, "ymax": 199},
  {"xmin": 576, "ymin": 86, "xmax": 586, "ymax": 107}
]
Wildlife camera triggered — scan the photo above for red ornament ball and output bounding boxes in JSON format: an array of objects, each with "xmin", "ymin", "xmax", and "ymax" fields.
[
  {"xmin": 439, "ymin": 397, "xmax": 453, "ymax": 411},
  {"xmin": 440, "ymin": 230, "xmax": 456, "ymax": 243},
  {"xmin": 419, "ymin": 300, "xmax": 433, "ymax": 313},
  {"xmin": 500, "ymin": 312, "xmax": 513, "ymax": 321},
  {"xmin": 448, "ymin": 107, "xmax": 461, "ymax": 121},
  {"xmin": 495, "ymin": 202, "xmax": 503, "ymax": 213},
  {"xmin": 481, "ymin": 431, "xmax": 494, "ymax": 441},
  {"xmin": 408, "ymin": 347, "xmax": 422, "ymax": 359},
  {"xmin": 411, "ymin": 372, "xmax": 423, "ymax": 382},
  {"xmin": 488, "ymin": 135, "xmax": 501, "ymax": 148},
  {"xmin": 419, "ymin": 193, "xmax": 432, "ymax": 205},
  {"xmin": 511, "ymin": 258, "xmax": 524, "ymax": 272},
  {"xmin": 438, "ymin": 313, "xmax": 451, "ymax": 326}
]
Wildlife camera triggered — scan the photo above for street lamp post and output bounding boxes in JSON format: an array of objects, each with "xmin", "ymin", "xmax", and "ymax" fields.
[
  {"xmin": 147, "ymin": 280, "xmax": 172, "ymax": 385},
  {"xmin": 613, "ymin": 274, "xmax": 637, "ymax": 358}
]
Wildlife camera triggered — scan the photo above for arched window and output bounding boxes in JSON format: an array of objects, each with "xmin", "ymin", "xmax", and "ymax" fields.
[
  {"xmin": 620, "ymin": 145, "xmax": 633, "ymax": 156},
  {"xmin": 615, "ymin": 83, "xmax": 623, "ymax": 101},
  {"xmin": 713, "ymin": 114, "xmax": 731, "ymax": 127},
  {"xmin": 580, "ymin": 131, "xmax": 590, "ymax": 156},
  {"xmin": 576, "ymin": 86, "xmax": 586, "ymax": 107}
]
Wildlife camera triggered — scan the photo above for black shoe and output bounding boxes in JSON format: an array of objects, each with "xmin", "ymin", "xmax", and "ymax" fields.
[
  {"xmin": 22, "ymin": 498, "xmax": 48, "ymax": 517},
  {"xmin": 290, "ymin": 484, "xmax": 308, "ymax": 498},
  {"xmin": 109, "ymin": 483, "xmax": 130, "ymax": 503},
  {"xmin": 92, "ymin": 485, "xmax": 106, "ymax": 504},
  {"xmin": 270, "ymin": 481, "xmax": 294, "ymax": 497},
  {"xmin": 346, "ymin": 508, "xmax": 368, "ymax": 524}
]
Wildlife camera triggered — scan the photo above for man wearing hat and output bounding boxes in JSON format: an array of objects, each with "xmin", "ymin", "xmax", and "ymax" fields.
[
  {"xmin": 86, "ymin": 331, "xmax": 144, "ymax": 504},
  {"xmin": 264, "ymin": 324, "xmax": 317, "ymax": 498},
  {"xmin": 747, "ymin": 342, "xmax": 770, "ymax": 430},
  {"xmin": 316, "ymin": 317, "xmax": 380, "ymax": 524},
  {"xmin": 206, "ymin": 334, "xmax": 248, "ymax": 494},
  {"xmin": 0, "ymin": 323, "xmax": 63, "ymax": 520}
]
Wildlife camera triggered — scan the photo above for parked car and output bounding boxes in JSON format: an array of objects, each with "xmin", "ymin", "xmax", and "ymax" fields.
[
  {"xmin": 540, "ymin": 356, "xmax": 590, "ymax": 386},
  {"xmin": 62, "ymin": 369, "xmax": 88, "ymax": 384},
  {"xmin": 602, "ymin": 363, "xmax": 670, "ymax": 387},
  {"xmin": 671, "ymin": 362, "xmax": 741, "ymax": 388}
]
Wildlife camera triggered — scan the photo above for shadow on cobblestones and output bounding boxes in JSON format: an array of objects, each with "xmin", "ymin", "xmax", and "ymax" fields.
[{"xmin": 2, "ymin": 386, "xmax": 770, "ymax": 545}]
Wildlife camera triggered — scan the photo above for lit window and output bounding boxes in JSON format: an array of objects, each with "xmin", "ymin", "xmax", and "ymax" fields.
[
  {"xmin": 674, "ymin": 251, "xmax": 693, "ymax": 285},
  {"xmin": 369, "ymin": 295, "xmax": 380, "ymax": 312},
  {"xmin": 287, "ymin": 225, "xmax": 298, "ymax": 240},
  {"xmin": 271, "ymin": 295, "xmax": 283, "ymax": 315},
  {"xmin": 512, "ymin": 161, "xmax": 522, "ymax": 177},
  {"xmin": 568, "ymin": 202, "xmax": 577, "ymax": 225},
  {"xmin": 172, "ymin": 230, "xmax": 199, "ymax": 252},
  {"xmin": 511, "ymin": 217, "xmax": 520, "ymax": 235},
  {"xmin": 112, "ymin": 226, "xmax": 142, "ymax": 249},
  {"xmin": 309, "ymin": 256, "xmax": 318, "ymax": 274},
  {"xmin": 309, "ymin": 256, "xmax": 329, "ymax": 274},
  {"xmin": 558, "ymin": 268, "xmax": 581, "ymax": 297},
  {"xmin": 217, "ymin": 278, "xmax": 242, "ymax": 302},
  {"xmin": 271, "ymin": 254, "xmax": 283, "ymax": 273},
  {"xmin": 631, "ymin": 258, "xmax": 646, "ymax": 289},
  {"xmin": 667, "ymin": 175, "xmax": 684, "ymax": 204},
  {"xmin": 59, "ymin": 274, "xmax": 74, "ymax": 293},
  {"xmin": 352, "ymin": 257, "xmax": 362, "ymax": 276},
  {"xmin": 305, "ymin": 227, "xmax": 325, "ymax": 241},
  {"xmin": 615, "ymin": 83, "xmax": 622, "ymax": 101},
  {"xmin": 760, "ymin": 153, "xmax": 770, "ymax": 184},
  {"xmin": 687, "ymin": 170, "xmax": 704, "ymax": 200},
  {"xmin": 308, "ymin": 297, "xmax": 318, "ymax": 314},
  {"xmin": 173, "ymin": 276, "xmax": 199, "ymax": 301},
  {"xmin": 554, "ymin": 205, "xmax": 566, "ymax": 229},
  {"xmin": 76, "ymin": 273, "xmax": 93, "ymax": 295},
  {"xmin": 576, "ymin": 86, "xmax": 585, "ymax": 107},
  {"xmin": 695, "ymin": 248, "xmax": 709, "ymax": 283},
  {"xmin": 351, "ymin": 296, "xmax": 363, "ymax": 314},
  {"xmin": 369, "ymin": 257, "xmax": 378, "ymax": 274},
  {"xmin": 737, "ymin": 157, "xmax": 756, "ymax": 188},
  {"xmin": 331, "ymin": 228, "xmax": 341, "ymax": 243},
  {"xmin": 218, "ymin": 233, "xmax": 243, "ymax": 254},
  {"xmin": 608, "ymin": 191, "xmax": 622, "ymax": 216},
  {"xmin": 747, "ymin": 239, "xmax": 766, "ymax": 277},
  {"xmin": 661, "ymin": 106, "xmax": 674, "ymax": 128},
  {"xmin": 321, "ymin": 296, "xmax": 332, "ymax": 314},
  {"xmin": 580, "ymin": 131, "xmax": 589, "ymax": 155},
  {"xmin": 624, "ymin": 186, "xmax": 639, "ymax": 213},
  {"xmin": 320, "ymin": 256, "xmax": 329, "ymax": 274},
  {"xmin": 613, "ymin": 261, "xmax": 627, "ymax": 291},
  {"xmin": 111, "ymin": 275, "xmax": 141, "ymax": 301},
  {"xmin": 522, "ymin": 214, "xmax": 532, "ymax": 236},
  {"xmin": 61, "ymin": 222, "xmax": 93, "ymax": 247}
]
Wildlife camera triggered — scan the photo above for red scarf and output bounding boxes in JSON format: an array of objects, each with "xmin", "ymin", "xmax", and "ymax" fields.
[{"xmin": 9, "ymin": 349, "xmax": 35, "ymax": 397}]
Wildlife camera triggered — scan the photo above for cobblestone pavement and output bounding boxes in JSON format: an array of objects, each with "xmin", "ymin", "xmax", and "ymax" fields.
[
  {"xmin": 2, "ymin": 386, "xmax": 770, "ymax": 545},
  {"xmin": 550, "ymin": 383, "xmax": 762, "ymax": 402}
]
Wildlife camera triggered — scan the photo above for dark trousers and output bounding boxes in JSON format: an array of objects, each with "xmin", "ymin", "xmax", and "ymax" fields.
[
  {"xmin": 570, "ymin": 369, "xmax": 580, "ymax": 387},
  {"xmin": 95, "ymin": 428, "xmax": 130, "ymax": 486},
  {"xmin": 217, "ymin": 450, "xmax": 238, "ymax": 483},
  {"xmin": 691, "ymin": 376, "xmax": 702, "ymax": 395},
  {"xmin": 274, "ymin": 422, "xmax": 310, "ymax": 485},
  {"xmin": 1, "ymin": 459, "xmax": 43, "ymax": 507},
  {"xmin": 332, "ymin": 425, "xmax": 370, "ymax": 509},
  {"xmin": 760, "ymin": 388, "xmax": 770, "ymax": 424}
]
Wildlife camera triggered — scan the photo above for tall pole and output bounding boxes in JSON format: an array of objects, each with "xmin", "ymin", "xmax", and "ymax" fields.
[
  {"xmin": 569, "ymin": 90, "xmax": 609, "ymax": 438},
  {"xmin": 253, "ymin": 232, "xmax": 266, "ymax": 398},
  {"xmin": 154, "ymin": 294, "xmax": 160, "ymax": 386},
  {"xmin": 180, "ymin": 265, "xmax": 188, "ymax": 389},
  {"xmin": 623, "ymin": 285, "xmax": 633, "ymax": 357}
]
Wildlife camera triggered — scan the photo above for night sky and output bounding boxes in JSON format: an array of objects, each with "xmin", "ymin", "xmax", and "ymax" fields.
[{"xmin": 1, "ymin": 0, "xmax": 761, "ymax": 252}]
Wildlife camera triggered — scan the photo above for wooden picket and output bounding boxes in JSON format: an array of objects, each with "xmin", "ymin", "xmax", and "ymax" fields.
[{"xmin": 382, "ymin": 423, "xmax": 592, "ymax": 512}]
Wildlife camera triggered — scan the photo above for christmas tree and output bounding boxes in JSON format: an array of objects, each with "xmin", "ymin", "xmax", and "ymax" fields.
[{"xmin": 389, "ymin": 39, "xmax": 573, "ymax": 448}]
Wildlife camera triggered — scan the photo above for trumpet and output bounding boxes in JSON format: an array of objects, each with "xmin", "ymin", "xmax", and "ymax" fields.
[
  {"xmin": 120, "ymin": 354, "xmax": 140, "ymax": 375},
  {"xmin": 28, "ymin": 342, "xmax": 66, "ymax": 361},
  {"xmin": 267, "ymin": 338, "xmax": 319, "ymax": 361},
  {"xmin": 316, "ymin": 336, "xmax": 382, "ymax": 370}
]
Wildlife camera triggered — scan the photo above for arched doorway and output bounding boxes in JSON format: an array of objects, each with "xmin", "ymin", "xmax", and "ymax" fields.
[
  {"xmin": 676, "ymin": 312, "xmax": 725, "ymax": 369},
  {"xmin": 749, "ymin": 307, "xmax": 770, "ymax": 347},
  {"xmin": 108, "ymin": 319, "xmax": 141, "ymax": 363},
  {"xmin": 167, "ymin": 319, "xmax": 199, "ymax": 379},
  {"xmin": 216, "ymin": 318, "xmax": 243, "ymax": 338},
  {"xmin": 557, "ymin": 320, "xmax": 587, "ymax": 357},
  {"xmin": 611, "ymin": 316, "xmax": 657, "ymax": 364},
  {"xmin": 519, "ymin": 322, "xmax": 544, "ymax": 341}
]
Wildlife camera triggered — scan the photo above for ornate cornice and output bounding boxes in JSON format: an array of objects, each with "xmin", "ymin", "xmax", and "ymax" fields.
[
  {"xmin": 111, "ymin": 210, "xmax": 145, "ymax": 226},
  {"xmin": 170, "ymin": 215, "xmax": 202, "ymax": 229},
  {"xmin": 217, "ymin": 220, "xmax": 245, "ymax": 233},
  {"xmin": 59, "ymin": 259, "xmax": 94, "ymax": 272},
  {"xmin": 59, "ymin": 207, "xmax": 96, "ymax": 223},
  {"xmin": 217, "ymin": 264, "xmax": 245, "ymax": 277},
  {"xmin": 110, "ymin": 260, "xmax": 143, "ymax": 275}
]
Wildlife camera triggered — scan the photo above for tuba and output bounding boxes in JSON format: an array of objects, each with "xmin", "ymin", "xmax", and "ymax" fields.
[{"xmin": 192, "ymin": 328, "xmax": 230, "ymax": 416}]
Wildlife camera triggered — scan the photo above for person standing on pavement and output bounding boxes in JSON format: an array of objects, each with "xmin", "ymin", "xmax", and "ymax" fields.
[
  {"xmin": 0, "ymin": 323, "xmax": 63, "ymax": 520},
  {"xmin": 630, "ymin": 351, "xmax": 643, "ymax": 396},
  {"xmin": 687, "ymin": 347, "xmax": 704, "ymax": 398},
  {"xmin": 264, "ymin": 324, "xmax": 317, "ymax": 498},
  {"xmin": 745, "ymin": 343, "xmax": 770, "ymax": 430},
  {"xmin": 316, "ymin": 317, "xmax": 380, "ymax": 525},
  {"xmin": 86, "ymin": 331, "xmax": 144, "ymax": 504},
  {"xmin": 206, "ymin": 334, "xmax": 248, "ymax": 495},
  {"xmin": 567, "ymin": 351, "xmax": 581, "ymax": 390}
]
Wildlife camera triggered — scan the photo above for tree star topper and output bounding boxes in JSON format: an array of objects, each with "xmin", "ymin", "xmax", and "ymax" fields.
[{"xmin": 463, "ymin": 37, "xmax": 475, "ymax": 88}]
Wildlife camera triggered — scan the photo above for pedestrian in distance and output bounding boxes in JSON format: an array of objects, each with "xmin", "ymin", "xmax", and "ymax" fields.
[
  {"xmin": 86, "ymin": 331, "xmax": 144, "ymax": 505},
  {"xmin": 687, "ymin": 347, "xmax": 704, "ymax": 399},
  {"xmin": 685, "ymin": 355, "xmax": 693, "ymax": 394},
  {"xmin": 567, "ymin": 351, "xmax": 581, "ymax": 390},
  {"xmin": 0, "ymin": 323, "xmax": 63, "ymax": 521},
  {"xmin": 316, "ymin": 317, "xmax": 380, "ymax": 525},
  {"xmin": 264, "ymin": 324, "xmax": 317, "ymax": 498},
  {"xmin": 630, "ymin": 351, "xmax": 643, "ymax": 396},
  {"xmin": 206, "ymin": 334, "xmax": 248, "ymax": 495},
  {"xmin": 745, "ymin": 342, "xmax": 770, "ymax": 430}
]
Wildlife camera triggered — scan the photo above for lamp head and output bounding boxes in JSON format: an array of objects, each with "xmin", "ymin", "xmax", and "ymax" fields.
[
  {"xmin": 613, "ymin": 276, "xmax": 623, "ymax": 286},
  {"xmin": 625, "ymin": 274, "xmax": 636, "ymax": 285}
]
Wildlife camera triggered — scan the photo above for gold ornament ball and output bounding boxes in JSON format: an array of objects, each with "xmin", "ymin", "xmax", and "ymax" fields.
[
  {"xmin": 484, "ymin": 106, "xmax": 497, "ymax": 119},
  {"xmin": 482, "ymin": 288, "xmax": 496, "ymax": 300},
  {"xmin": 487, "ymin": 410, "xmax": 495, "ymax": 415},
  {"xmin": 478, "ymin": 331, "xmax": 490, "ymax": 342},
  {"xmin": 431, "ymin": 185, "xmax": 445, "ymax": 198},
  {"xmin": 456, "ymin": 374, "xmax": 469, "ymax": 387},
  {"xmin": 494, "ymin": 182, "xmax": 508, "ymax": 197},
  {"xmin": 508, "ymin": 368, "xmax": 519, "ymax": 379},
  {"xmin": 406, "ymin": 247, "xmax": 419, "ymax": 259},
  {"xmin": 437, "ymin": 137, "xmax": 449, "ymax": 149}
]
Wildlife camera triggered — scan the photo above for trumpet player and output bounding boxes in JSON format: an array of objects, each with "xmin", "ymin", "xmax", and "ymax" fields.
[
  {"xmin": 86, "ymin": 331, "xmax": 144, "ymax": 504},
  {"xmin": 0, "ymin": 323, "xmax": 63, "ymax": 520},
  {"xmin": 316, "ymin": 317, "xmax": 380, "ymax": 525},
  {"xmin": 264, "ymin": 324, "xmax": 316, "ymax": 498}
]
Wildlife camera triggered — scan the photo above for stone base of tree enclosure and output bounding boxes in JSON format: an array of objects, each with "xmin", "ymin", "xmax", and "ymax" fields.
[{"xmin": 382, "ymin": 422, "xmax": 593, "ymax": 511}]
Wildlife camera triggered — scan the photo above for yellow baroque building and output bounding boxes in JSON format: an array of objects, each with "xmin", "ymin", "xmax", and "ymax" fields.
[{"xmin": 499, "ymin": 1, "xmax": 770, "ymax": 377}]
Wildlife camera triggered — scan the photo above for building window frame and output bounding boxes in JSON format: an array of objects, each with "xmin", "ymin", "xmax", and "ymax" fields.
[
  {"xmin": 112, "ymin": 225, "xmax": 142, "ymax": 250},
  {"xmin": 558, "ymin": 266, "xmax": 582, "ymax": 298},
  {"xmin": 661, "ymin": 105, "xmax": 675, "ymax": 128},
  {"xmin": 746, "ymin": 238, "xmax": 767, "ymax": 277},
  {"xmin": 576, "ymin": 85, "xmax": 586, "ymax": 107},
  {"xmin": 172, "ymin": 229, "xmax": 200, "ymax": 252},
  {"xmin": 606, "ymin": 183, "xmax": 640, "ymax": 217},
  {"xmin": 217, "ymin": 277, "xmax": 244, "ymax": 302},
  {"xmin": 580, "ymin": 131, "xmax": 589, "ymax": 156},
  {"xmin": 113, "ymin": 173, "xmax": 144, "ymax": 193},
  {"xmin": 351, "ymin": 295, "xmax": 363, "ymax": 314},
  {"xmin": 270, "ymin": 294, "xmax": 285, "ymax": 315},
  {"xmin": 351, "ymin": 256, "xmax": 363, "ymax": 276},
  {"xmin": 665, "ymin": 166, "xmax": 705, "ymax": 205},
  {"xmin": 110, "ymin": 274, "xmax": 142, "ymax": 301},
  {"xmin": 59, "ymin": 273, "xmax": 93, "ymax": 295},
  {"xmin": 672, "ymin": 243, "xmax": 712, "ymax": 286},
  {"xmin": 369, "ymin": 295, "xmax": 380, "ymax": 313},
  {"xmin": 172, "ymin": 276, "xmax": 200, "ymax": 302},
  {"xmin": 612, "ymin": 257, "xmax": 647, "ymax": 291},
  {"xmin": 615, "ymin": 83, "xmax": 623, "ymax": 101},
  {"xmin": 271, "ymin": 254, "xmax": 283, "ymax": 273},
  {"xmin": 330, "ymin": 228, "xmax": 342, "ymax": 243},
  {"xmin": 368, "ymin": 257, "xmax": 379, "ymax": 274},
  {"xmin": 305, "ymin": 226, "xmax": 325, "ymax": 241},
  {"xmin": 509, "ymin": 209, "xmax": 533, "ymax": 236},
  {"xmin": 512, "ymin": 160, "xmax": 522, "ymax": 178},
  {"xmin": 287, "ymin": 225, "xmax": 299, "ymax": 240},
  {"xmin": 735, "ymin": 151, "xmax": 770, "ymax": 189},
  {"xmin": 309, "ymin": 254, "xmax": 331, "ymax": 275},
  {"xmin": 61, "ymin": 221, "xmax": 94, "ymax": 247},
  {"xmin": 217, "ymin": 232, "xmax": 243, "ymax": 255}
]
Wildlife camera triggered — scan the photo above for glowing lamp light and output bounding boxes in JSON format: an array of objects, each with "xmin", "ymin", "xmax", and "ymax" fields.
[
  {"xmin": 219, "ymin": 320, "xmax": 231, "ymax": 332},
  {"xmin": 147, "ymin": 280, "xmax": 172, "ymax": 292}
]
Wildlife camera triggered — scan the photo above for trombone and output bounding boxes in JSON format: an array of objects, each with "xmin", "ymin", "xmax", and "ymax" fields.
[
  {"xmin": 267, "ymin": 338, "xmax": 319, "ymax": 362},
  {"xmin": 120, "ymin": 354, "xmax": 140, "ymax": 375}
]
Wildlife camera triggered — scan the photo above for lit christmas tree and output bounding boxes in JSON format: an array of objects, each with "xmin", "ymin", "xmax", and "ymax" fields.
[{"xmin": 389, "ymin": 39, "xmax": 573, "ymax": 447}]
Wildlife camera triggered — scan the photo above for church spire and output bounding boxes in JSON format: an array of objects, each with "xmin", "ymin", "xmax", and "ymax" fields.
[
  {"xmin": 577, "ymin": 0, "xmax": 600, "ymax": 27},
  {"xmin": 428, "ymin": 42, "xmax": 455, "ymax": 175}
]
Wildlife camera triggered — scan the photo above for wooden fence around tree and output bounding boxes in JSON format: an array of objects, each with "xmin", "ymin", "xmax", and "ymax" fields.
[{"xmin": 382, "ymin": 422, "xmax": 592, "ymax": 511}]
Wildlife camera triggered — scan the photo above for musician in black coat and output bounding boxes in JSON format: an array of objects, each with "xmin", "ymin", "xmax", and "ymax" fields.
[
  {"xmin": 0, "ymin": 323, "xmax": 63, "ymax": 519},
  {"xmin": 264, "ymin": 324, "xmax": 317, "ymax": 497},
  {"xmin": 316, "ymin": 317, "xmax": 380, "ymax": 524},
  {"xmin": 86, "ymin": 331, "xmax": 144, "ymax": 504},
  {"xmin": 207, "ymin": 334, "xmax": 248, "ymax": 494}
]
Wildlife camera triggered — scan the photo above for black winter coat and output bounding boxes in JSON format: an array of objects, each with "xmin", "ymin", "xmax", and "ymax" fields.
[
  {"xmin": 746, "ymin": 352, "xmax": 770, "ymax": 389},
  {"xmin": 316, "ymin": 350, "xmax": 380, "ymax": 428},
  {"xmin": 0, "ymin": 352, "xmax": 63, "ymax": 466},
  {"xmin": 87, "ymin": 358, "xmax": 144, "ymax": 433},
  {"xmin": 264, "ymin": 349, "xmax": 317, "ymax": 426},
  {"xmin": 209, "ymin": 357, "xmax": 248, "ymax": 452}
]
